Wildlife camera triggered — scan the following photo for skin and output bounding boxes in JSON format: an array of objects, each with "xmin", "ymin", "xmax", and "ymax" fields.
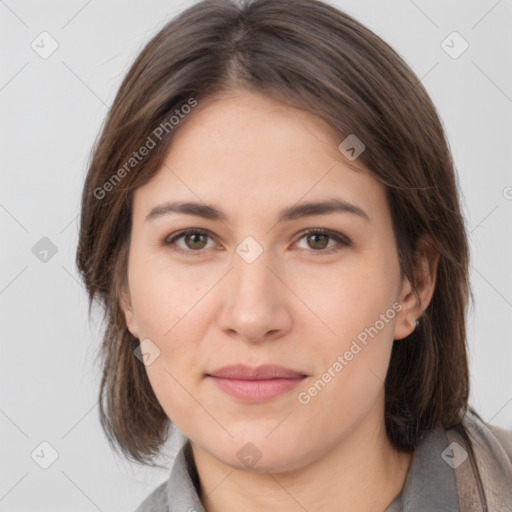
[{"xmin": 121, "ymin": 89, "xmax": 439, "ymax": 511}]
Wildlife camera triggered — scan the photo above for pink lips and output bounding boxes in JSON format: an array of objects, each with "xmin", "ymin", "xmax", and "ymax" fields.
[{"xmin": 206, "ymin": 364, "xmax": 307, "ymax": 402}]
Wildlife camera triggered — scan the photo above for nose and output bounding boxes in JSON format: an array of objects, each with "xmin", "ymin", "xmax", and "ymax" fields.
[{"xmin": 217, "ymin": 248, "xmax": 293, "ymax": 344}]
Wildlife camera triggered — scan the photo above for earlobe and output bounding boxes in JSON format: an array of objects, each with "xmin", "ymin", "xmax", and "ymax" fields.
[
  {"xmin": 393, "ymin": 237, "xmax": 440, "ymax": 341},
  {"xmin": 393, "ymin": 277, "xmax": 418, "ymax": 340}
]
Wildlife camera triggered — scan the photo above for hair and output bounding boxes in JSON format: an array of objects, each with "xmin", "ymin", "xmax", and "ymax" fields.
[{"xmin": 76, "ymin": 0, "xmax": 484, "ymax": 503}]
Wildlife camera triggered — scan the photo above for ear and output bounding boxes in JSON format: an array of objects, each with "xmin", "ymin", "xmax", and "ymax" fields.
[
  {"xmin": 119, "ymin": 282, "xmax": 140, "ymax": 340},
  {"xmin": 394, "ymin": 236, "xmax": 440, "ymax": 340}
]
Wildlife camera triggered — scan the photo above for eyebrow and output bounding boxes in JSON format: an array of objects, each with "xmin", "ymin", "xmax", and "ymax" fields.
[{"xmin": 145, "ymin": 198, "xmax": 370, "ymax": 224}]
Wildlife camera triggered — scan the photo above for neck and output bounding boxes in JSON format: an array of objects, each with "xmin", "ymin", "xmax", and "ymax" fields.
[{"xmin": 190, "ymin": 404, "xmax": 413, "ymax": 512}]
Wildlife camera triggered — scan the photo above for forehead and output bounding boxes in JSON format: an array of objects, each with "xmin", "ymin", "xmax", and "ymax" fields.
[
  {"xmin": 165, "ymin": 89, "xmax": 348, "ymax": 170},
  {"xmin": 132, "ymin": 89, "xmax": 386, "ymax": 224}
]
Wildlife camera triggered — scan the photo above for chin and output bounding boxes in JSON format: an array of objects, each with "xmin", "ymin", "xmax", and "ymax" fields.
[{"xmin": 209, "ymin": 433, "xmax": 313, "ymax": 474}]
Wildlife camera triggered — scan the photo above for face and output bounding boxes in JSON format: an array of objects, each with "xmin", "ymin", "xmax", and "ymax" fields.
[{"xmin": 121, "ymin": 89, "xmax": 422, "ymax": 472}]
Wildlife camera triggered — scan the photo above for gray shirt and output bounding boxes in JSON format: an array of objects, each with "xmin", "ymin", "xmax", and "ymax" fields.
[{"xmin": 134, "ymin": 411, "xmax": 512, "ymax": 511}]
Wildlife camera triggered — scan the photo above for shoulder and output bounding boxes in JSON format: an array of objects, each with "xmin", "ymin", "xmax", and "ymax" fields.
[
  {"xmin": 485, "ymin": 421, "xmax": 512, "ymax": 463},
  {"xmin": 447, "ymin": 409, "xmax": 512, "ymax": 509},
  {"xmin": 133, "ymin": 480, "xmax": 168, "ymax": 512},
  {"xmin": 463, "ymin": 408, "xmax": 512, "ymax": 464}
]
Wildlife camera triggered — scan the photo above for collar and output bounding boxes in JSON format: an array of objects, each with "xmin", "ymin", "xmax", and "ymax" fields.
[{"xmin": 167, "ymin": 440, "xmax": 206, "ymax": 512}]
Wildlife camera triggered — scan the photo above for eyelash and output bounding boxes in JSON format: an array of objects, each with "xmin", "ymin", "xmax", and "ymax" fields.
[{"xmin": 162, "ymin": 228, "xmax": 351, "ymax": 257}]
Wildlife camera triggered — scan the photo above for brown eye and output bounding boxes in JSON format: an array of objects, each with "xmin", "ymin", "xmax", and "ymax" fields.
[
  {"xmin": 295, "ymin": 229, "xmax": 351, "ymax": 255},
  {"xmin": 164, "ymin": 229, "xmax": 214, "ymax": 255},
  {"xmin": 307, "ymin": 232, "xmax": 330, "ymax": 250},
  {"xmin": 183, "ymin": 232, "xmax": 208, "ymax": 250}
]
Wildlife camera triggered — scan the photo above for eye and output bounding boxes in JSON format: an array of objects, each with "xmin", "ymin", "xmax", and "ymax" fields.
[
  {"xmin": 163, "ymin": 229, "xmax": 217, "ymax": 256},
  {"xmin": 294, "ymin": 229, "xmax": 351, "ymax": 255}
]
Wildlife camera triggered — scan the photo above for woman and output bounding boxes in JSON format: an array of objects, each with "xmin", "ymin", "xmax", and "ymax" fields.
[{"xmin": 76, "ymin": 0, "xmax": 512, "ymax": 510}]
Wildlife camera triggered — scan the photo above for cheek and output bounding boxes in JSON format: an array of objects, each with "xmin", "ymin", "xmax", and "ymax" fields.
[
  {"xmin": 127, "ymin": 252, "xmax": 215, "ymax": 420},
  {"xmin": 128, "ymin": 249, "xmax": 211, "ymax": 337},
  {"xmin": 134, "ymin": 279, "xmax": 208, "ymax": 430},
  {"xmin": 144, "ymin": 359, "xmax": 208, "ymax": 434},
  {"xmin": 301, "ymin": 259, "xmax": 398, "ymax": 351},
  {"xmin": 295, "ymin": 295, "xmax": 396, "ymax": 443},
  {"xmin": 297, "ymin": 259, "xmax": 398, "ymax": 407}
]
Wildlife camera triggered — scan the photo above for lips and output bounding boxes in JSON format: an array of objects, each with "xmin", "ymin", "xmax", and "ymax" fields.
[
  {"xmin": 206, "ymin": 364, "xmax": 307, "ymax": 402},
  {"xmin": 207, "ymin": 364, "xmax": 307, "ymax": 380}
]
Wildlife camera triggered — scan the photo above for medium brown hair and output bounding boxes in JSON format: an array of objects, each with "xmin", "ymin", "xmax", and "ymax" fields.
[{"xmin": 77, "ymin": 0, "xmax": 475, "ymax": 471}]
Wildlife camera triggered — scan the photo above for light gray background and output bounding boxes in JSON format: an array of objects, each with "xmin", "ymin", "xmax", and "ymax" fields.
[{"xmin": 1, "ymin": 0, "xmax": 511, "ymax": 510}]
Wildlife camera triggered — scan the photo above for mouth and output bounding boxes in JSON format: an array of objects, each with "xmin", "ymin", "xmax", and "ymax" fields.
[{"xmin": 206, "ymin": 364, "xmax": 308, "ymax": 402}]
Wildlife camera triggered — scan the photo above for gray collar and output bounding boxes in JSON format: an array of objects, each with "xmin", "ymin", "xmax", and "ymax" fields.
[
  {"xmin": 167, "ymin": 441, "xmax": 205, "ymax": 512},
  {"xmin": 386, "ymin": 427, "xmax": 460, "ymax": 511}
]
